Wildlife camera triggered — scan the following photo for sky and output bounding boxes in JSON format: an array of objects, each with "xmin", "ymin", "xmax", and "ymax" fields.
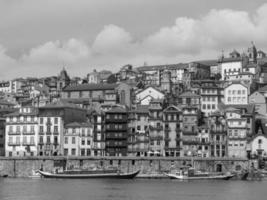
[{"xmin": 0, "ymin": 0, "xmax": 267, "ymax": 79}]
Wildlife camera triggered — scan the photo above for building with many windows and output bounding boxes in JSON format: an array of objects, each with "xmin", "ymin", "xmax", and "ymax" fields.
[
  {"xmin": 163, "ymin": 105, "xmax": 182, "ymax": 157},
  {"xmin": 224, "ymin": 82, "xmax": 248, "ymax": 105},
  {"xmin": 38, "ymin": 101, "xmax": 87, "ymax": 156},
  {"xmin": 63, "ymin": 122, "xmax": 93, "ymax": 156},
  {"xmin": 128, "ymin": 105, "xmax": 150, "ymax": 157},
  {"xmin": 5, "ymin": 107, "xmax": 38, "ymax": 157},
  {"xmin": 105, "ymin": 106, "xmax": 128, "ymax": 156},
  {"xmin": 148, "ymin": 99, "xmax": 164, "ymax": 156},
  {"xmin": 0, "ymin": 117, "xmax": 6, "ymax": 156}
]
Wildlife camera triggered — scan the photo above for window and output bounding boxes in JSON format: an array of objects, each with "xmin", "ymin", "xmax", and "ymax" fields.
[
  {"xmin": 47, "ymin": 136, "xmax": 51, "ymax": 144},
  {"xmin": 212, "ymin": 104, "xmax": 215, "ymax": 109},
  {"xmin": 54, "ymin": 136, "xmax": 58, "ymax": 144},
  {"xmin": 86, "ymin": 149, "xmax": 91, "ymax": 156},
  {"xmin": 64, "ymin": 149, "xmax": 68, "ymax": 156},
  {"xmin": 64, "ymin": 137, "xmax": 68, "ymax": 144},
  {"xmin": 16, "ymin": 136, "xmax": 20, "ymax": 144},
  {"xmin": 23, "ymin": 136, "xmax": 27, "ymax": 144},
  {"xmin": 30, "ymin": 126, "xmax": 34, "ymax": 133},
  {"xmin": 87, "ymin": 139, "xmax": 91, "ymax": 145},
  {"xmin": 81, "ymin": 149, "xmax": 85, "ymax": 156},
  {"xmin": 40, "ymin": 126, "xmax": 44, "ymax": 133},
  {"xmin": 81, "ymin": 139, "xmax": 85, "ymax": 145},
  {"xmin": 137, "ymin": 126, "xmax": 141, "ymax": 131},
  {"xmin": 71, "ymin": 148, "xmax": 76, "ymax": 155},
  {"xmin": 72, "ymin": 137, "xmax": 75, "ymax": 144},
  {"xmin": 23, "ymin": 126, "xmax": 27, "ymax": 133},
  {"xmin": 30, "ymin": 136, "xmax": 34, "ymax": 145},
  {"xmin": 16, "ymin": 126, "xmax": 20, "ymax": 133},
  {"xmin": 54, "ymin": 126, "xmax": 58, "ymax": 133},
  {"xmin": 202, "ymin": 104, "xmax": 206, "ymax": 110},
  {"xmin": 258, "ymin": 139, "xmax": 262, "ymax": 144},
  {"xmin": 157, "ymin": 140, "xmax": 160, "ymax": 145},
  {"xmin": 40, "ymin": 117, "xmax": 44, "ymax": 124},
  {"xmin": 39, "ymin": 136, "xmax": 43, "ymax": 143},
  {"xmin": 79, "ymin": 91, "xmax": 82, "ymax": 98},
  {"xmin": 54, "ymin": 117, "xmax": 58, "ymax": 124}
]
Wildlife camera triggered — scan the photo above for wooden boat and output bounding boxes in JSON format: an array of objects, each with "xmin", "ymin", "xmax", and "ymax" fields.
[
  {"xmin": 165, "ymin": 167, "xmax": 234, "ymax": 180},
  {"xmin": 37, "ymin": 169, "xmax": 140, "ymax": 179}
]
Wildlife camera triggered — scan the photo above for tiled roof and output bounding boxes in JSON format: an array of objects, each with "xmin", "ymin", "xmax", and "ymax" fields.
[
  {"xmin": 40, "ymin": 101, "xmax": 83, "ymax": 110},
  {"xmin": 65, "ymin": 122, "xmax": 92, "ymax": 128},
  {"xmin": 219, "ymin": 57, "xmax": 243, "ymax": 63},
  {"xmin": 179, "ymin": 91, "xmax": 200, "ymax": 98},
  {"xmin": 194, "ymin": 59, "xmax": 218, "ymax": 66},
  {"xmin": 133, "ymin": 105, "xmax": 149, "ymax": 114},
  {"xmin": 258, "ymin": 85, "xmax": 267, "ymax": 93},
  {"xmin": 106, "ymin": 106, "xmax": 127, "ymax": 113},
  {"xmin": 136, "ymin": 63, "xmax": 188, "ymax": 71},
  {"xmin": 0, "ymin": 99, "xmax": 15, "ymax": 106},
  {"xmin": 219, "ymin": 103, "xmax": 255, "ymax": 114},
  {"xmin": 63, "ymin": 83, "xmax": 118, "ymax": 91}
]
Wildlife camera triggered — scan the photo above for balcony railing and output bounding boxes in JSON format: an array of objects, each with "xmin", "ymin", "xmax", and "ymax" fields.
[
  {"xmin": 8, "ymin": 142, "xmax": 20, "ymax": 146},
  {"xmin": 8, "ymin": 131, "xmax": 21, "ymax": 135},
  {"xmin": 150, "ymin": 135, "xmax": 163, "ymax": 140},
  {"xmin": 149, "ymin": 125, "xmax": 163, "ymax": 131},
  {"xmin": 22, "ymin": 142, "xmax": 36, "ymax": 146},
  {"xmin": 23, "ymin": 131, "xmax": 35, "ymax": 135}
]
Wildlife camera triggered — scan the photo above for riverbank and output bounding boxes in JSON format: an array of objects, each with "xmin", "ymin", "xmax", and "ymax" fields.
[{"xmin": 0, "ymin": 156, "xmax": 249, "ymax": 178}]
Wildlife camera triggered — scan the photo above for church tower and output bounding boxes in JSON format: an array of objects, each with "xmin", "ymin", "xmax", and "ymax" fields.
[
  {"xmin": 247, "ymin": 41, "xmax": 257, "ymax": 63},
  {"xmin": 57, "ymin": 67, "xmax": 71, "ymax": 91}
]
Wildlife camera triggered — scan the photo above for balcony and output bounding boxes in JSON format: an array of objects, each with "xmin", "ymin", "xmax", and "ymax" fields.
[
  {"xmin": 210, "ymin": 130, "xmax": 227, "ymax": 135},
  {"xmin": 23, "ymin": 131, "xmax": 35, "ymax": 135},
  {"xmin": 23, "ymin": 142, "xmax": 36, "ymax": 146},
  {"xmin": 164, "ymin": 137, "xmax": 171, "ymax": 141},
  {"xmin": 150, "ymin": 135, "xmax": 163, "ymax": 140},
  {"xmin": 149, "ymin": 125, "xmax": 163, "ymax": 131},
  {"xmin": 54, "ymin": 131, "xmax": 59, "ymax": 135},
  {"xmin": 8, "ymin": 142, "xmax": 20, "ymax": 146},
  {"xmin": 8, "ymin": 131, "xmax": 21, "ymax": 135},
  {"xmin": 46, "ymin": 131, "xmax": 52, "ymax": 135},
  {"xmin": 182, "ymin": 140, "xmax": 199, "ymax": 145},
  {"xmin": 39, "ymin": 131, "xmax": 44, "ymax": 135},
  {"xmin": 183, "ymin": 131, "xmax": 198, "ymax": 136},
  {"xmin": 164, "ymin": 127, "xmax": 171, "ymax": 132},
  {"xmin": 38, "ymin": 141, "xmax": 44, "ymax": 145},
  {"xmin": 136, "ymin": 138, "xmax": 149, "ymax": 143}
]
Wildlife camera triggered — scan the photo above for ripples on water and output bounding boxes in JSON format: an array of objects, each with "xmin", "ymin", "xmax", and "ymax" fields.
[{"xmin": 0, "ymin": 178, "xmax": 267, "ymax": 200}]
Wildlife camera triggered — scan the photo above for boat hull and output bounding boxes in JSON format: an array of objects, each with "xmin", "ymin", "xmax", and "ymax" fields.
[
  {"xmin": 37, "ymin": 170, "xmax": 140, "ymax": 179},
  {"xmin": 165, "ymin": 173, "xmax": 234, "ymax": 180}
]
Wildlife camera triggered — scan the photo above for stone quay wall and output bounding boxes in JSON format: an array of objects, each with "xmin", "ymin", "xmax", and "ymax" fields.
[{"xmin": 0, "ymin": 156, "xmax": 249, "ymax": 178}]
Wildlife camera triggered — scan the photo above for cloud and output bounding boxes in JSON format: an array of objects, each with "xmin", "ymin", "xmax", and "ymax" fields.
[{"xmin": 1, "ymin": 3, "xmax": 267, "ymax": 79}]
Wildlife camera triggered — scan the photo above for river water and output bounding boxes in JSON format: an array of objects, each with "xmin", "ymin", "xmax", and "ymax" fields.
[{"xmin": 0, "ymin": 178, "xmax": 267, "ymax": 200}]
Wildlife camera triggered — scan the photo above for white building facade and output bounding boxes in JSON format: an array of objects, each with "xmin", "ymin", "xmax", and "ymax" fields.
[
  {"xmin": 224, "ymin": 82, "xmax": 248, "ymax": 105},
  {"xmin": 5, "ymin": 107, "xmax": 39, "ymax": 157}
]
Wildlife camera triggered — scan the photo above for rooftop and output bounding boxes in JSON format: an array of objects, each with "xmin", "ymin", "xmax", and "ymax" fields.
[
  {"xmin": 63, "ymin": 83, "xmax": 118, "ymax": 91},
  {"xmin": 136, "ymin": 63, "xmax": 188, "ymax": 71}
]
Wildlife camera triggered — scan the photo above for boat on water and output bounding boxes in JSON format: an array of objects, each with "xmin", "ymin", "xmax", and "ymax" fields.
[
  {"xmin": 37, "ymin": 168, "xmax": 140, "ymax": 179},
  {"xmin": 165, "ymin": 167, "xmax": 234, "ymax": 180}
]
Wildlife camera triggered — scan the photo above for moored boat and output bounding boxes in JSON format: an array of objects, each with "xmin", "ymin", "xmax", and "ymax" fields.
[
  {"xmin": 165, "ymin": 167, "xmax": 234, "ymax": 180},
  {"xmin": 37, "ymin": 169, "xmax": 140, "ymax": 179}
]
